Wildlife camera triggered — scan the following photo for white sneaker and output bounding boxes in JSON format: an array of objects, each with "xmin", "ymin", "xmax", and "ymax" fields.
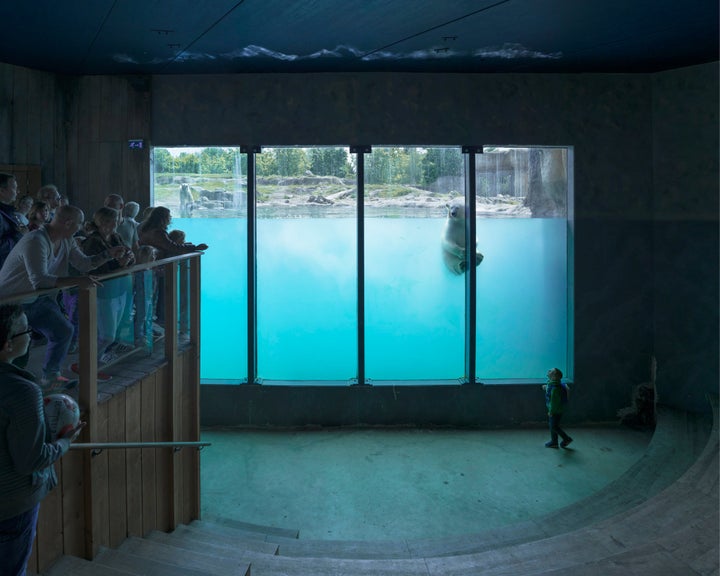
[
  {"xmin": 99, "ymin": 350, "xmax": 118, "ymax": 365},
  {"xmin": 114, "ymin": 343, "xmax": 135, "ymax": 354}
]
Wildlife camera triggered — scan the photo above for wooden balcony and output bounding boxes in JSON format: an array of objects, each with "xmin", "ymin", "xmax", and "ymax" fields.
[{"xmin": 0, "ymin": 253, "xmax": 204, "ymax": 573}]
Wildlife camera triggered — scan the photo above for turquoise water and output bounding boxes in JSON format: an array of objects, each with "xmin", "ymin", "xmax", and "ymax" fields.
[{"xmin": 175, "ymin": 217, "xmax": 568, "ymax": 383}]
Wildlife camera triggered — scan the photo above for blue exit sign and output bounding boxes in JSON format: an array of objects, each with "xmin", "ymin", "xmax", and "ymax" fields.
[{"xmin": 128, "ymin": 139, "xmax": 144, "ymax": 150}]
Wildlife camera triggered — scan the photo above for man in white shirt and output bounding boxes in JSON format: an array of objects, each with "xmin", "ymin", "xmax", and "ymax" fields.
[{"xmin": 0, "ymin": 205, "xmax": 126, "ymax": 390}]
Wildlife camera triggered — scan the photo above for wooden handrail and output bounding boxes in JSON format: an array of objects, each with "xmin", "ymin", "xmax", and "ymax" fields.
[{"xmin": 0, "ymin": 251, "xmax": 202, "ymax": 305}]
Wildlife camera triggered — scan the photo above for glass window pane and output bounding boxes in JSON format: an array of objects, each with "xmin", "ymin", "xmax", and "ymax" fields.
[
  {"xmin": 365, "ymin": 147, "xmax": 465, "ymax": 382},
  {"xmin": 256, "ymin": 147, "xmax": 357, "ymax": 382},
  {"xmin": 152, "ymin": 146, "xmax": 248, "ymax": 383},
  {"xmin": 476, "ymin": 147, "xmax": 570, "ymax": 380}
]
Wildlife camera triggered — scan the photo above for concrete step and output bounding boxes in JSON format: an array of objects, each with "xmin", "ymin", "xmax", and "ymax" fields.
[
  {"xmin": 530, "ymin": 543, "xmax": 703, "ymax": 576},
  {"xmin": 43, "ymin": 554, "xmax": 137, "ymax": 575},
  {"xmin": 275, "ymin": 537, "xmax": 413, "ymax": 560},
  {"xmin": 244, "ymin": 551, "xmax": 432, "ymax": 576},
  {"xmin": 200, "ymin": 514, "xmax": 300, "ymax": 539},
  {"xmin": 94, "ymin": 547, "xmax": 224, "ymax": 576},
  {"xmin": 146, "ymin": 527, "xmax": 280, "ymax": 556},
  {"xmin": 117, "ymin": 537, "xmax": 250, "ymax": 576}
]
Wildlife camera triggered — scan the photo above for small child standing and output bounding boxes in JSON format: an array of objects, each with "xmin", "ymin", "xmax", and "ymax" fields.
[
  {"xmin": 168, "ymin": 229, "xmax": 188, "ymax": 246},
  {"xmin": 543, "ymin": 367, "xmax": 573, "ymax": 448},
  {"xmin": 134, "ymin": 246, "xmax": 157, "ymax": 353}
]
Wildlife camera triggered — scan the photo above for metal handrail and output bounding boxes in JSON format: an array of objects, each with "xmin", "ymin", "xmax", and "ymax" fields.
[{"xmin": 70, "ymin": 441, "xmax": 210, "ymax": 457}]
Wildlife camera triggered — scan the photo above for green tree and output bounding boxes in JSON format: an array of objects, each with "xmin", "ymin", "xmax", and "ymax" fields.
[
  {"xmin": 366, "ymin": 148, "xmax": 409, "ymax": 184},
  {"xmin": 308, "ymin": 148, "xmax": 350, "ymax": 177},
  {"xmin": 256, "ymin": 149, "xmax": 277, "ymax": 176},
  {"xmin": 421, "ymin": 148, "xmax": 463, "ymax": 186},
  {"xmin": 154, "ymin": 148, "xmax": 172, "ymax": 173},
  {"xmin": 175, "ymin": 152, "xmax": 199, "ymax": 174},
  {"xmin": 199, "ymin": 147, "xmax": 228, "ymax": 174},
  {"xmin": 404, "ymin": 147, "xmax": 424, "ymax": 185},
  {"xmin": 275, "ymin": 148, "xmax": 308, "ymax": 176}
]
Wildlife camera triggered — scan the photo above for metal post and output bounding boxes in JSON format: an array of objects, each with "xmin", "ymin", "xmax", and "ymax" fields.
[
  {"xmin": 351, "ymin": 145, "xmax": 371, "ymax": 386},
  {"xmin": 189, "ymin": 255, "xmax": 201, "ymax": 519},
  {"xmin": 462, "ymin": 146, "xmax": 480, "ymax": 385},
  {"xmin": 243, "ymin": 146, "xmax": 260, "ymax": 384}
]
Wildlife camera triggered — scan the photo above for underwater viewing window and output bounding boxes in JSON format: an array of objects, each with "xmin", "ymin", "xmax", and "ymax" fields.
[{"xmin": 150, "ymin": 145, "xmax": 573, "ymax": 385}]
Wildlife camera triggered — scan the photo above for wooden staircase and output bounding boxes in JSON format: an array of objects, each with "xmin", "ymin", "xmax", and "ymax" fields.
[{"xmin": 39, "ymin": 401, "xmax": 719, "ymax": 576}]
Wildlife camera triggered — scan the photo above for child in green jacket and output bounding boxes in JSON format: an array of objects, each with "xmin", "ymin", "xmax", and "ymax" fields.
[{"xmin": 543, "ymin": 367, "xmax": 573, "ymax": 448}]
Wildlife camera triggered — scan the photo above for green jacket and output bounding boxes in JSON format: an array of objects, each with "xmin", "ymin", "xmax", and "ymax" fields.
[{"xmin": 545, "ymin": 380, "xmax": 565, "ymax": 416}]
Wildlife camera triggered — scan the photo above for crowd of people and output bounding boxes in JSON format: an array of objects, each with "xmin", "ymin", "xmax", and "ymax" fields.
[
  {"xmin": 0, "ymin": 172, "xmax": 211, "ymax": 576},
  {"xmin": 0, "ymin": 173, "xmax": 209, "ymax": 391}
]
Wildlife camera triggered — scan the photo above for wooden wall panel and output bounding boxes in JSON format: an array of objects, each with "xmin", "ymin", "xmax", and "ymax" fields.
[
  {"xmin": 10, "ymin": 66, "xmax": 29, "ymax": 163},
  {"xmin": 112, "ymin": 77, "xmax": 127, "ymax": 135},
  {"xmin": 0, "ymin": 164, "xmax": 42, "ymax": 198},
  {"xmin": 107, "ymin": 393, "xmax": 128, "ymax": 547},
  {"xmin": 24, "ymin": 69, "xmax": 45, "ymax": 166},
  {"xmin": 28, "ymin": 349, "xmax": 200, "ymax": 567},
  {"xmin": 62, "ymin": 75, "xmax": 151, "ymax": 216},
  {"xmin": 0, "ymin": 64, "xmax": 13, "ymax": 161},
  {"xmin": 155, "ymin": 367, "xmax": 173, "ymax": 531},
  {"xmin": 182, "ymin": 349, "xmax": 200, "ymax": 523},
  {"xmin": 125, "ymin": 383, "xmax": 144, "ymax": 537},
  {"xmin": 0, "ymin": 63, "xmax": 151, "ymax": 222},
  {"xmin": 91, "ymin": 401, "xmax": 110, "ymax": 552},
  {"xmin": 72, "ymin": 79, "xmax": 93, "ymax": 209},
  {"xmin": 0, "ymin": 65, "xmax": 59, "ymax": 186},
  {"xmin": 61, "ymin": 450, "xmax": 86, "ymax": 557},
  {"xmin": 173, "ymin": 356, "xmax": 185, "ymax": 525},
  {"xmin": 124, "ymin": 77, "xmax": 151, "ymax": 208},
  {"xmin": 61, "ymin": 76, "xmax": 80, "ymax": 204},
  {"xmin": 87, "ymin": 77, "xmax": 103, "ymax": 143},
  {"xmin": 140, "ymin": 373, "xmax": 158, "ymax": 535},
  {"xmin": 37, "ymin": 72, "xmax": 56, "ymax": 178},
  {"xmin": 34, "ymin": 466, "xmax": 64, "ymax": 572}
]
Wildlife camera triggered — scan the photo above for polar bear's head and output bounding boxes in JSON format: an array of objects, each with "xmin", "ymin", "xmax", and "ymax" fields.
[{"xmin": 446, "ymin": 198, "xmax": 466, "ymax": 220}]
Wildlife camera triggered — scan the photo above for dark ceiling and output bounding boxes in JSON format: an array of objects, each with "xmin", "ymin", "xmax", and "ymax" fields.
[{"xmin": 0, "ymin": 0, "xmax": 717, "ymax": 76}]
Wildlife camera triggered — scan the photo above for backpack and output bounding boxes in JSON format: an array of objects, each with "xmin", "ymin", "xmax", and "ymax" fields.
[{"xmin": 559, "ymin": 383, "xmax": 570, "ymax": 404}]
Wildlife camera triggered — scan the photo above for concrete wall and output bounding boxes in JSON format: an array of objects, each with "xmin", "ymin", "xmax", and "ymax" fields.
[
  {"xmin": 151, "ymin": 67, "xmax": 716, "ymax": 427},
  {"xmin": 651, "ymin": 63, "xmax": 719, "ymax": 413},
  {"xmin": 2, "ymin": 62, "xmax": 716, "ymax": 426}
]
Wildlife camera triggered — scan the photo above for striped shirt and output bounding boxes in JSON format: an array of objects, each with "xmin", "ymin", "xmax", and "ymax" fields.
[{"xmin": 0, "ymin": 362, "xmax": 69, "ymax": 520}]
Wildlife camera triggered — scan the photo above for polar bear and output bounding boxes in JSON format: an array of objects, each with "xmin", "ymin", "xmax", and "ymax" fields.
[
  {"xmin": 441, "ymin": 198, "xmax": 484, "ymax": 275},
  {"xmin": 179, "ymin": 183, "xmax": 195, "ymax": 217}
]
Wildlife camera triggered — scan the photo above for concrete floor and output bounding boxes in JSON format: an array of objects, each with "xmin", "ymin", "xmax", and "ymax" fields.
[{"xmin": 199, "ymin": 425, "xmax": 652, "ymax": 541}]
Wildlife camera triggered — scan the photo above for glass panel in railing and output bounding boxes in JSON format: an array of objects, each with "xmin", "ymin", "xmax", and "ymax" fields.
[
  {"xmin": 94, "ymin": 275, "xmax": 136, "ymax": 368},
  {"xmin": 63, "ymin": 273, "xmax": 135, "ymax": 386},
  {"xmin": 66, "ymin": 269, "xmax": 157, "ymax": 387},
  {"xmin": 176, "ymin": 258, "xmax": 191, "ymax": 342},
  {"xmin": 132, "ymin": 267, "xmax": 157, "ymax": 355}
]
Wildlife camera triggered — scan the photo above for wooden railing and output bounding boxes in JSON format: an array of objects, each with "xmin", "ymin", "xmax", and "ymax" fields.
[{"xmin": 0, "ymin": 253, "xmax": 203, "ymax": 572}]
